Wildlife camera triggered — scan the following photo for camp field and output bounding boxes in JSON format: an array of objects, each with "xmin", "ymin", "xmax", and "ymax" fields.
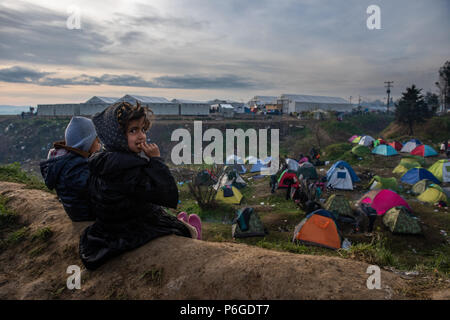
[{"xmin": 170, "ymin": 153, "xmax": 450, "ymax": 299}]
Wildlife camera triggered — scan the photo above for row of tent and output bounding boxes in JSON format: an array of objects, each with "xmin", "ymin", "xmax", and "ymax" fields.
[
  {"xmin": 232, "ymin": 188, "xmax": 422, "ymax": 249},
  {"xmin": 349, "ymin": 136, "xmax": 438, "ymax": 157},
  {"xmin": 224, "ymin": 155, "xmax": 273, "ymax": 174},
  {"xmin": 292, "ymin": 189, "xmax": 422, "ymax": 249}
]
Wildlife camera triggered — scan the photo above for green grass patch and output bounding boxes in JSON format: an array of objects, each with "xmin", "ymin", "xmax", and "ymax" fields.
[
  {"xmin": 31, "ymin": 227, "xmax": 53, "ymax": 242},
  {"xmin": 140, "ymin": 267, "xmax": 164, "ymax": 286},
  {"xmin": 0, "ymin": 162, "xmax": 50, "ymax": 192},
  {"xmin": 0, "ymin": 195, "xmax": 18, "ymax": 228},
  {"xmin": 6, "ymin": 226, "xmax": 28, "ymax": 244}
]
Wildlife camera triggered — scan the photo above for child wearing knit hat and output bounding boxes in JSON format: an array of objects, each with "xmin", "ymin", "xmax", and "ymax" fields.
[{"xmin": 40, "ymin": 116, "xmax": 101, "ymax": 221}]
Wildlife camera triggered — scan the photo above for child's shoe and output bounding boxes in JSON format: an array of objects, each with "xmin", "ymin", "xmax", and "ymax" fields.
[{"xmin": 188, "ymin": 214, "xmax": 202, "ymax": 240}]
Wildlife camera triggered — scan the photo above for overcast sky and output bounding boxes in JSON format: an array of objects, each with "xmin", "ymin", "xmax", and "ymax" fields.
[{"xmin": 0, "ymin": 0, "xmax": 449, "ymax": 105}]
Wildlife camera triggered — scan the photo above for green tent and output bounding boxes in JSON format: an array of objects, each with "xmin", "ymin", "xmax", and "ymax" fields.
[
  {"xmin": 297, "ymin": 162, "xmax": 318, "ymax": 180},
  {"xmin": 411, "ymin": 179, "xmax": 434, "ymax": 195},
  {"xmin": 324, "ymin": 194, "xmax": 354, "ymax": 218},
  {"xmin": 382, "ymin": 206, "xmax": 421, "ymax": 234},
  {"xmin": 232, "ymin": 207, "xmax": 268, "ymax": 238},
  {"xmin": 367, "ymin": 175, "xmax": 399, "ymax": 192},
  {"xmin": 351, "ymin": 145, "xmax": 371, "ymax": 157},
  {"xmin": 401, "ymin": 155, "xmax": 426, "ymax": 166}
]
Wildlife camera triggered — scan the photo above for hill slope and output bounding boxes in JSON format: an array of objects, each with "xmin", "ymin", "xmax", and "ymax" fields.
[{"xmin": 0, "ymin": 181, "xmax": 409, "ymax": 300}]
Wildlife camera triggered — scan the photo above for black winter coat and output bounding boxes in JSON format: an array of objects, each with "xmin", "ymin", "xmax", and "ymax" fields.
[
  {"xmin": 79, "ymin": 151, "xmax": 191, "ymax": 270},
  {"xmin": 40, "ymin": 152, "xmax": 95, "ymax": 221}
]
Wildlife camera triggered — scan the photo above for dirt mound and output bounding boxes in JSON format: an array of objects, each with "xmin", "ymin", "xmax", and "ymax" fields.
[{"xmin": 0, "ymin": 181, "xmax": 412, "ymax": 300}]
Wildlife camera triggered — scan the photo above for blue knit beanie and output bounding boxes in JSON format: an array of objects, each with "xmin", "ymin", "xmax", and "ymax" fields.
[{"xmin": 65, "ymin": 116, "xmax": 97, "ymax": 152}]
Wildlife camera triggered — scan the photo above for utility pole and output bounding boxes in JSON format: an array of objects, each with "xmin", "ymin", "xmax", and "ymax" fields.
[{"xmin": 384, "ymin": 81, "xmax": 393, "ymax": 113}]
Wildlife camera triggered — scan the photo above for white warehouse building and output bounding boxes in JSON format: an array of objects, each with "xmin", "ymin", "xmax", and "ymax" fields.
[
  {"xmin": 37, "ymin": 94, "xmax": 211, "ymax": 116},
  {"xmin": 278, "ymin": 94, "xmax": 353, "ymax": 113}
]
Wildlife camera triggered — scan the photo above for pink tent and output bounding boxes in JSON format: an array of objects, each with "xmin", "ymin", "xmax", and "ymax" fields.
[
  {"xmin": 359, "ymin": 189, "xmax": 411, "ymax": 215},
  {"xmin": 348, "ymin": 135, "xmax": 358, "ymax": 142}
]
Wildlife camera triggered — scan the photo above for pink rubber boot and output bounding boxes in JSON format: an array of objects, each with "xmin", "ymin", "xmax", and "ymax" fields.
[{"xmin": 188, "ymin": 214, "xmax": 202, "ymax": 240}]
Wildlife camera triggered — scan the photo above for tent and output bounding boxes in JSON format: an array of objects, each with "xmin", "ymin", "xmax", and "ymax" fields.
[
  {"xmin": 225, "ymin": 155, "xmax": 247, "ymax": 174},
  {"xmin": 400, "ymin": 168, "xmax": 440, "ymax": 185},
  {"xmin": 195, "ymin": 169, "xmax": 218, "ymax": 186},
  {"xmin": 402, "ymin": 155, "xmax": 426, "ymax": 166},
  {"xmin": 250, "ymin": 159, "xmax": 269, "ymax": 173},
  {"xmin": 393, "ymin": 158, "xmax": 422, "ymax": 176},
  {"xmin": 292, "ymin": 209, "xmax": 342, "ymax": 250},
  {"xmin": 324, "ymin": 194, "xmax": 354, "ymax": 218},
  {"xmin": 297, "ymin": 162, "xmax": 318, "ymax": 180},
  {"xmin": 359, "ymin": 135, "xmax": 375, "ymax": 147},
  {"xmin": 373, "ymin": 138, "xmax": 387, "ymax": 147},
  {"xmin": 351, "ymin": 136, "xmax": 362, "ymax": 144},
  {"xmin": 232, "ymin": 207, "xmax": 268, "ymax": 238},
  {"xmin": 410, "ymin": 145, "xmax": 438, "ymax": 157},
  {"xmin": 382, "ymin": 206, "xmax": 421, "ymax": 234},
  {"xmin": 400, "ymin": 142, "xmax": 421, "ymax": 153},
  {"xmin": 417, "ymin": 184, "xmax": 448, "ymax": 204},
  {"xmin": 226, "ymin": 154, "xmax": 245, "ymax": 164},
  {"xmin": 367, "ymin": 175, "xmax": 399, "ymax": 192},
  {"xmin": 372, "ymin": 144, "xmax": 398, "ymax": 156},
  {"xmin": 411, "ymin": 179, "xmax": 434, "ymax": 195},
  {"xmin": 352, "ymin": 145, "xmax": 371, "ymax": 157},
  {"xmin": 244, "ymin": 156, "xmax": 258, "ymax": 164},
  {"xmin": 214, "ymin": 167, "xmax": 247, "ymax": 190},
  {"xmin": 348, "ymin": 135, "xmax": 359, "ymax": 143},
  {"xmin": 428, "ymin": 159, "xmax": 450, "ymax": 183},
  {"xmin": 215, "ymin": 185, "xmax": 243, "ymax": 204},
  {"xmin": 277, "ymin": 169, "xmax": 300, "ymax": 189},
  {"xmin": 327, "ymin": 161, "xmax": 360, "ymax": 182},
  {"xmin": 326, "ymin": 166, "xmax": 354, "ymax": 190},
  {"xmin": 388, "ymin": 141, "xmax": 403, "ymax": 151},
  {"xmin": 406, "ymin": 139, "xmax": 422, "ymax": 145},
  {"xmin": 286, "ymin": 158, "xmax": 300, "ymax": 172},
  {"xmin": 358, "ymin": 189, "xmax": 411, "ymax": 215}
]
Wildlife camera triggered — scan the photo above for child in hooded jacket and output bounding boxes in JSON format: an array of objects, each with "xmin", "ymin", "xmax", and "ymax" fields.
[
  {"xmin": 40, "ymin": 116, "xmax": 100, "ymax": 221},
  {"xmin": 79, "ymin": 101, "xmax": 199, "ymax": 270}
]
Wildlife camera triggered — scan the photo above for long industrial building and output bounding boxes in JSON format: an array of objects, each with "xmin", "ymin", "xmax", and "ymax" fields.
[
  {"xmin": 37, "ymin": 95, "xmax": 211, "ymax": 116},
  {"xmin": 278, "ymin": 94, "xmax": 353, "ymax": 113}
]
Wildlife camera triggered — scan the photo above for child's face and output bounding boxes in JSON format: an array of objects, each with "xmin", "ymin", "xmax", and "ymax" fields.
[{"xmin": 126, "ymin": 116, "xmax": 147, "ymax": 153}]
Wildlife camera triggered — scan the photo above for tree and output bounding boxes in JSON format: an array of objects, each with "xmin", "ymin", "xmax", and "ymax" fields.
[
  {"xmin": 424, "ymin": 91, "xmax": 439, "ymax": 116},
  {"xmin": 435, "ymin": 61, "xmax": 450, "ymax": 113},
  {"xmin": 394, "ymin": 85, "xmax": 431, "ymax": 135}
]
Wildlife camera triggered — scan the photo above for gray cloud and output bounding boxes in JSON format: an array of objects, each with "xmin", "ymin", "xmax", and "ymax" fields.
[
  {"xmin": 0, "ymin": 66, "xmax": 51, "ymax": 83},
  {"xmin": 0, "ymin": 2, "xmax": 112, "ymax": 66},
  {"xmin": 0, "ymin": 66, "xmax": 261, "ymax": 89}
]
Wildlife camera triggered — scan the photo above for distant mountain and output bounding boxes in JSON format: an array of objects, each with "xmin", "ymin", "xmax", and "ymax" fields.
[{"xmin": 0, "ymin": 105, "xmax": 33, "ymax": 115}]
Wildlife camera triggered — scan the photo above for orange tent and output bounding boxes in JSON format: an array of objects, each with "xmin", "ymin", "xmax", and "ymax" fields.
[{"xmin": 293, "ymin": 210, "xmax": 342, "ymax": 249}]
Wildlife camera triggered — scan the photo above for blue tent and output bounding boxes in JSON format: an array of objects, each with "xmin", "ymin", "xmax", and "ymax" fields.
[
  {"xmin": 400, "ymin": 168, "xmax": 441, "ymax": 185},
  {"xmin": 250, "ymin": 160, "xmax": 268, "ymax": 173},
  {"xmin": 327, "ymin": 160, "xmax": 360, "ymax": 182},
  {"xmin": 372, "ymin": 144, "xmax": 398, "ymax": 156}
]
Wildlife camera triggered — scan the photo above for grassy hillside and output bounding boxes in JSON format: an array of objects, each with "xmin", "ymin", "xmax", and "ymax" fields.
[{"xmin": 382, "ymin": 114, "xmax": 450, "ymax": 144}]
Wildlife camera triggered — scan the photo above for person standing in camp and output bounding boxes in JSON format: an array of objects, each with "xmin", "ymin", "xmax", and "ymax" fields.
[
  {"xmin": 79, "ymin": 101, "xmax": 200, "ymax": 270},
  {"xmin": 40, "ymin": 116, "xmax": 101, "ymax": 221}
]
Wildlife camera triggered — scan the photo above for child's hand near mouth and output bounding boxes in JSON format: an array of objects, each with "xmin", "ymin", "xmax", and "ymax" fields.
[{"xmin": 140, "ymin": 141, "xmax": 160, "ymax": 158}]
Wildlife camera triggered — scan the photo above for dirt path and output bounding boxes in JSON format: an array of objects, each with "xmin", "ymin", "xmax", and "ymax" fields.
[{"xmin": 0, "ymin": 182, "xmax": 422, "ymax": 300}]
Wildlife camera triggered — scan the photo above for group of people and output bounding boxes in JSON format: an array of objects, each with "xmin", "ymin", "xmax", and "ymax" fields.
[{"xmin": 40, "ymin": 101, "xmax": 202, "ymax": 270}]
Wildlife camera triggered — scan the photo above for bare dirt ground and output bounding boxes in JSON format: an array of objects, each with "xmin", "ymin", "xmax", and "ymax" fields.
[{"xmin": 0, "ymin": 181, "xmax": 424, "ymax": 300}]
